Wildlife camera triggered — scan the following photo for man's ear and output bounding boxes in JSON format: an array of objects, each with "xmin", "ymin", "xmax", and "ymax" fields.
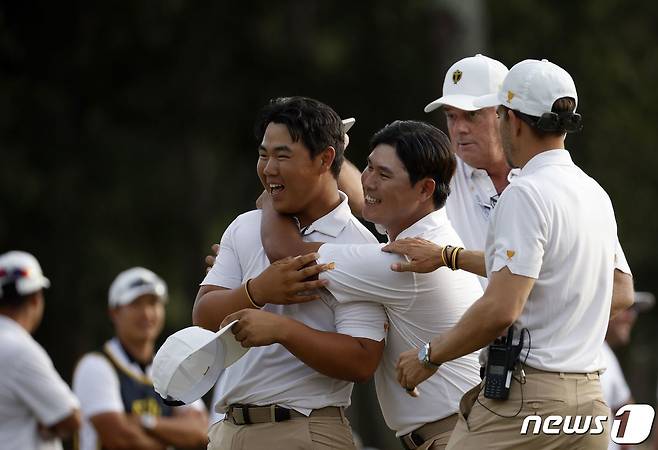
[
  {"xmin": 508, "ymin": 110, "xmax": 523, "ymax": 137},
  {"xmin": 418, "ymin": 178, "xmax": 436, "ymax": 203},
  {"xmin": 318, "ymin": 146, "xmax": 336, "ymax": 173}
]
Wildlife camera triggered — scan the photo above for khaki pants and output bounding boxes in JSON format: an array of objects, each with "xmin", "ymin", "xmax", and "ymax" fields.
[
  {"xmin": 446, "ymin": 368, "xmax": 611, "ymax": 450},
  {"xmin": 415, "ymin": 429, "xmax": 452, "ymax": 450},
  {"xmin": 208, "ymin": 413, "xmax": 357, "ymax": 450}
]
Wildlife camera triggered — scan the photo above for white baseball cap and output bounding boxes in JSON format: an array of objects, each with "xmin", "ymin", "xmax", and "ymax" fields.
[
  {"xmin": 108, "ymin": 267, "xmax": 167, "ymax": 308},
  {"xmin": 0, "ymin": 251, "xmax": 50, "ymax": 299},
  {"xmin": 342, "ymin": 117, "xmax": 355, "ymax": 133},
  {"xmin": 424, "ymin": 54, "xmax": 508, "ymax": 113},
  {"xmin": 152, "ymin": 321, "xmax": 248, "ymax": 404},
  {"xmin": 474, "ymin": 59, "xmax": 578, "ymax": 117}
]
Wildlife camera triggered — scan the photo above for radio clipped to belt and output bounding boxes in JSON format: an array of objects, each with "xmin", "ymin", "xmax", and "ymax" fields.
[{"xmin": 483, "ymin": 327, "xmax": 525, "ymax": 400}]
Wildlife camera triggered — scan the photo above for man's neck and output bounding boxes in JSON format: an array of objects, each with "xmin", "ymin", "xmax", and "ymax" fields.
[
  {"xmin": 518, "ymin": 137, "xmax": 566, "ymax": 168},
  {"xmin": 387, "ymin": 205, "xmax": 436, "ymax": 241},
  {"xmin": 479, "ymin": 152, "xmax": 512, "ymax": 194},
  {"xmin": 117, "ymin": 337, "xmax": 154, "ymax": 365},
  {"xmin": 0, "ymin": 309, "xmax": 34, "ymax": 333},
  {"xmin": 296, "ymin": 181, "xmax": 342, "ymax": 228}
]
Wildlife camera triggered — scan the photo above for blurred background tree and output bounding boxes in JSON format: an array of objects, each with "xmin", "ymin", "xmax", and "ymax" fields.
[{"xmin": 1, "ymin": 1, "xmax": 656, "ymax": 448}]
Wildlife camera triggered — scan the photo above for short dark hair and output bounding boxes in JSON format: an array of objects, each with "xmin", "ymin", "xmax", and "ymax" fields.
[
  {"xmin": 254, "ymin": 96, "xmax": 345, "ymax": 178},
  {"xmin": 369, "ymin": 120, "xmax": 455, "ymax": 209},
  {"xmin": 0, "ymin": 281, "xmax": 29, "ymax": 308},
  {"xmin": 507, "ymin": 97, "xmax": 580, "ymax": 138}
]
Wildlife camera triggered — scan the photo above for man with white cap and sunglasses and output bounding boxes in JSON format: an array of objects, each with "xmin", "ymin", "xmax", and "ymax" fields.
[
  {"xmin": 72, "ymin": 267, "xmax": 208, "ymax": 450},
  {"xmin": 424, "ymin": 53, "xmax": 514, "ymax": 289},
  {"xmin": 388, "ymin": 59, "xmax": 634, "ymax": 449},
  {"xmin": 0, "ymin": 250, "xmax": 81, "ymax": 450}
]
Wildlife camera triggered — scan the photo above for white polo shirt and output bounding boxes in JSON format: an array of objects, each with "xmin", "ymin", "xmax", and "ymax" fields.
[
  {"xmin": 73, "ymin": 338, "xmax": 205, "ymax": 450},
  {"xmin": 203, "ymin": 192, "xmax": 388, "ymax": 421},
  {"xmin": 485, "ymin": 150, "xmax": 632, "ymax": 373},
  {"xmin": 0, "ymin": 315, "xmax": 79, "ymax": 450},
  {"xmin": 446, "ymin": 157, "xmax": 518, "ymax": 289},
  {"xmin": 316, "ymin": 209, "xmax": 483, "ymax": 436}
]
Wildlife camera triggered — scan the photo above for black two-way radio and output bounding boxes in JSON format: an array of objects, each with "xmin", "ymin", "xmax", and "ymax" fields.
[{"xmin": 483, "ymin": 327, "xmax": 525, "ymax": 400}]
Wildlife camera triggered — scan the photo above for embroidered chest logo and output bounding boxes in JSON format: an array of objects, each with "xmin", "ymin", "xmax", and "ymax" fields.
[
  {"xmin": 506, "ymin": 250, "xmax": 516, "ymax": 260},
  {"xmin": 452, "ymin": 70, "xmax": 463, "ymax": 84}
]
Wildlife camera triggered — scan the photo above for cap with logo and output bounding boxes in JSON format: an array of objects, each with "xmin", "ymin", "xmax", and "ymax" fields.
[
  {"xmin": 424, "ymin": 54, "xmax": 509, "ymax": 113},
  {"xmin": 474, "ymin": 58, "xmax": 578, "ymax": 117},
  {"xmin": 0, "ymin": 251, "xmax": 51, "ymax": 299},
  {"xmin": 152, "ymin": 321, "xmax": 248, "ymax": 405},
  {"xmin": 108, "ymin": 267, "xmax": 168, "ymax": 308}
]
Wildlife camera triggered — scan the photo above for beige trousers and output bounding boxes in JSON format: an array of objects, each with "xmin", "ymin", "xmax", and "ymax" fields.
[
  {"xmin": 446, "ymin": 368, "xmax": 611, "ymax": 450},
  {"xmin": 208, "ymin": 414, "xmax": 357, "ymax": 450}
]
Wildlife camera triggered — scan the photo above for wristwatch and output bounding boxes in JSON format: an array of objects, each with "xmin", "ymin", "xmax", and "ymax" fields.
[
  {"xmin": 140, "ymin": 414, "xmax": 157, "ymax": 430},
  {"xmin": 418, "ymin": 342, "xmax": 440, "ymax": 370}
]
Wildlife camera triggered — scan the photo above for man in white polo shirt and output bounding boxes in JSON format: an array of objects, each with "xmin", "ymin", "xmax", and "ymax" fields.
[
  {"xmin": 424, "ymin": 54, "xmax": 514, "ymax": 289},
  {"xmin": 0, "ymin": 250, "xmax": 80, "ymax": 450},
  {"xmin": 253, "ymin": 120, "xmax": 483, "ymax": 450},
  {"xmin": 388, "ymin": 60, "xmax": 635, "ymax": 449},
  {"xmin": 73, "ymin": 267, "xmax": 208, "ymax": 450},
  {"xmin": 194, "ymin": 96, "xmax": 387, "ymax": 450}
]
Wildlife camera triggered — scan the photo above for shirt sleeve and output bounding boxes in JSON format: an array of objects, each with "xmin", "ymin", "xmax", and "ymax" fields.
[
  {"xmin": 316, "ymin": 243, "xmax": 416, "ymax": 306},
  {"xmin": 614, "ymin": 238, "xmax": 632, "ymax": 275},
  {"xmin": 201, "ymin": 217, "xmax": 243, "ymax": 289},
  {"xmin": 72, "ymin": 353, "xmax": 124, "ymax": 419},
  {"xmin": 488, "ymin": 185, "xmax": 547, "ymax": 279},
  {"xmin": 13, "ymin": 342, "xmax": 79, "ymax": 426}
]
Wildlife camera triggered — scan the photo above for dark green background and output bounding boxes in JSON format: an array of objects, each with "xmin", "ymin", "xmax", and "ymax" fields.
[{"xmin": 1, "ymin": 1, "xmax": 656, "ymax": 448}]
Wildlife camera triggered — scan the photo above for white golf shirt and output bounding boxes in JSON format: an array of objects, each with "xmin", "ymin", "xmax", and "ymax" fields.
[
  {"xmin": 0, "ymin": 315, "xmax": 79, "ymax": 450},
  {"xmin": 484, "ymin": 150, "xmax": 632, "ymax": 373},
  {"xmin": 316, "ymin": 209, "xmax": 483, "ymax": 436},
  {"xmin": 73, "ymin": 338, "xmax": 205, "ymax": 450},
  {"xmin": 446, "ymin": 157, "xmax": 518, "ymax": 289},
  {"xmin": 203, "ymin": 193, "xmax": 387, "ymax": 420}
]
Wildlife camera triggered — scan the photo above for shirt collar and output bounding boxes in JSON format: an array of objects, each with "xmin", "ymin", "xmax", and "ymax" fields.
[
  {"xmin": 462, "ymin": 157, "xmax": 519, "ymax": 182},
  {"xmin": 394, "ymin": 209, "xmax": 449, "ymax": 241},
  {"xmin": 298, "ymin": 191, "xmax": 351, "ymax": 238},
  {"xmin": 0, "ymin": 314, "xmax": 28, "ymax": 335},
  {"xmin": 520, "ymin": 149, "xmax": 573, "ymax": 176}
]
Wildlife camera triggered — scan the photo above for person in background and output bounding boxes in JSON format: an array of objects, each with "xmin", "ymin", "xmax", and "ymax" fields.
[
  {"xmin": 0, "ymin": 250, "xmax": 81, "ymax": 450},
  {"xmin": 73, "ymin": 267, "xmax": 208, "ymax": 450}
]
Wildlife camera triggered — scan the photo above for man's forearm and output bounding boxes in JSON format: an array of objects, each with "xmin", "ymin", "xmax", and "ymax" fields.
[
  {"xmin": 193, "ymin": 285, "xmax": 257, "ymax": 331},
  {"xmin": 278, "ymin": 319, "xmax": 383, "ymax": 383},
  {"xmin": 148, "ymin": 411, "xmax": 208, "ymax": 449},
  {"xmin": 610, "ymin": 269, "xmax": 634, "ymax": 318},
  {"xmin": 456, "ymin": 249, "xmax": 487, "ymax": 278},
  {"xmin": 260, "ymin": 196, "xmax": 315, "ymax": 262}
]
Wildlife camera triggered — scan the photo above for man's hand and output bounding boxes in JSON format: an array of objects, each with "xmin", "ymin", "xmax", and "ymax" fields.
[
  {"xmin": 205, "ymin": 243, "xmax": 219, "ymax": 273},
  {"xmin": 396, "ymin": 348, "xmax": 437, "ymax": 397},
  {"xmin": 221, "ymin": 309, "xmax": 290, "ymax": 347},
  {"xmin": 382, "ymin": 238, "xmax": 444, "ymax": 273},
  {"xmin": 249, "ymin": 252, "xmax": 334, "ymax": 306}
]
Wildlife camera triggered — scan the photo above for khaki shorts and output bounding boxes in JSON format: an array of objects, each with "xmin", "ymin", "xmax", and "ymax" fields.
[{"xmin": 446, "ymin": 367, "xmax": 611, "ymax": 450}]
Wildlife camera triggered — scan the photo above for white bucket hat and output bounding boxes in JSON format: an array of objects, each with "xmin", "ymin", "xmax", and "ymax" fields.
[
  {"xmin": 0, "ymin": 251, "xmax": 50, "ymax": 299},
  {"xmin": 424, "ymin": 54, "xmax": 508, "ymax": 113},
  {"xmin": 152, "ymin": 321, "xmax": 248, "ymax": 404},
  {"xmin": 473, "ymin": 59, "xmax": 578, "ymax": 117}
]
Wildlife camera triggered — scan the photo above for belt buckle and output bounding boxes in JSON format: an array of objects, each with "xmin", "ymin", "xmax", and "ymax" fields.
[
  {"xmin": 229, "ymin": 404, "xmax": 252, "ymax": 425},
  {"xmin": 400, "ymin": 430, "xmax": 424, "ymax": 450},
  {"xmin": 273, "ymin": 405, "xmax": 291, "ymax": 422}
]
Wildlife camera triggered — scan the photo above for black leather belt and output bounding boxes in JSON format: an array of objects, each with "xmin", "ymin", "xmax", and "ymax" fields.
[{"xmin": 226, "ymin": 404, "xmax": 343, "ymax": 425}]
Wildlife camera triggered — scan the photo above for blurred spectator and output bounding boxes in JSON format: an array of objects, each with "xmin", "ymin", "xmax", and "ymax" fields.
[
  {"xmin": 73, "ymin": 267, "xmax": 208, "ymax": 450},
  {"xmin": 601, "ymin": 291, "xmax": 654, "ymax": 450},
  {"xmin": 0, "ymin": 250, "xmax": 81, "ymax": 450}
]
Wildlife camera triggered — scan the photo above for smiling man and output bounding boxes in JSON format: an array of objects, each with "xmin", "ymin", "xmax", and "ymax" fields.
[
  {"xmin": 73, "ymin": 267, "xmax": 208, "ymax": 450},
  {"xmin": 194, "ymin": 96, "xmax": 387, "ymax": 450},
  {"xmin": 257, "ymin": 120, "xmax": 484, "ymax": 450}
]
